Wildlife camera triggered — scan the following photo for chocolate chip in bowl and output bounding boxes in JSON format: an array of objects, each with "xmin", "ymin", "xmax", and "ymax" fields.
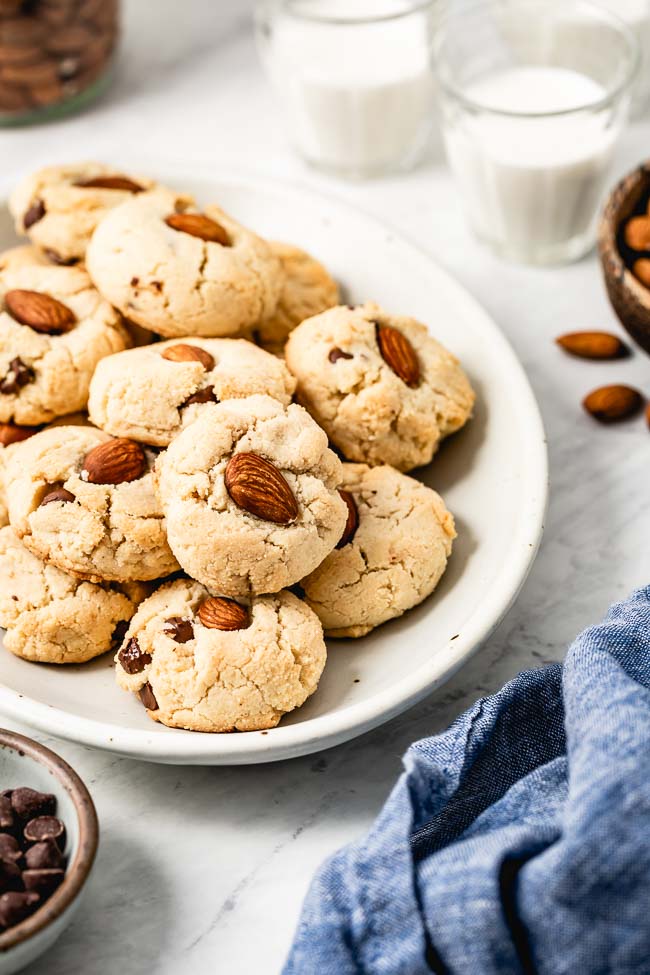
[
  {"xmin": 599, "ymin": 162, "xmax": 650, "ymax": 355},
  {"xmin": 0, "ymin": 729, "xmax": 97, "ymax": 974}
]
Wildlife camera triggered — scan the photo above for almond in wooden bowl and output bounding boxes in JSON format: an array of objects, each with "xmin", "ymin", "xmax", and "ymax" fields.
[{"xmin": 599, "ymin": 162, "xmax": 650, "ymax": 356}]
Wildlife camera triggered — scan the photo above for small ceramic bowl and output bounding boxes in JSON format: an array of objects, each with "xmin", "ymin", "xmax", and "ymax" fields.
[
  {"xmin": 0, "ymin": 729, "xmax": 98, "ymax": 974},
  {"xmin": 599, "ymin": 162, "xmax": 650, "ymax": 355}
]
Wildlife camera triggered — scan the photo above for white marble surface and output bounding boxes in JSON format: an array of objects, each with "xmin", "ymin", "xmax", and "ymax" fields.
[{"xmin": 1, "ymin": 2, "xmax": 650, "ymax": 971}]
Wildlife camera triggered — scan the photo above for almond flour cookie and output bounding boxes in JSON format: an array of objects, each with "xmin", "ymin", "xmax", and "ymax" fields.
[
  {"xmin": 4, "ymin": 425, "xmax": 178, "ymax": 583},
  {"xmin": 0, "ymin": 246, "xmax": 52, "ymax": 274},
  {"xmin": 0, "ymin": 263, "xmax": 129, "ymax": 425},
  {"xmin": 88, "ymin": 337, "xmax": 296, "ymax": 447},
  {"xmin": 255, "ymin": 242, "xmax": 339, "ymax": 353},
  {"xmin": 0, "ymin": 527, "xmax": 149, "ymax": 664},
  {"xmin": 9, "ymin": 162, "xmax": 193, "ymax": 265},
  {"xmin": 155, "ymin": 394, "xmax": 347, "ymax": 597},
  {"xmin": 301, "ymin": 464, "xmax": 456, "ymax": 637},
  {"xmin": 114, "ymin": 578, "xmax": 326, "ymax": 732},
  {"xmin": 86, "ymin": 196, "xmax": 283, "ymax": 338},
  {"xmin": 285, "ymin": 303, "xmax": 475, "ymax": 472}
]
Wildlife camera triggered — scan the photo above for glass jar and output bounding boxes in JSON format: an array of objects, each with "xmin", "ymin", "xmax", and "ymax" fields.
[
  {"xmin": 256, "ymin": 0, "xmax": 444, "ymax": 179},
  {"xmin": 0, "ymin": 0, "xmax": 119, "ymax": 126}
]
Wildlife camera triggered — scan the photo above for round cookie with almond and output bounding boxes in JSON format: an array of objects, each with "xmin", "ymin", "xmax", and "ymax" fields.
[
  {"xmin": 9, "ymin": 162, "xmax": 193, "ymax": 265},
  {"xmin": 0, "ymin": 263, "xmax": 130, "ymax": 425},
  {"xmin": 0, "ymin": 526, "xmax": 149, "ymax": 664},
  {"xmin": 255, "ymin": 241, "xmax": 339, "ymax": 353},
  {"xmin": 154, "ymin": 394, "xmax": 348, "ymax": 597},
  {"xmin": 88, "ymin": 337, "xmax": 296, "ymax": 446},
  {"xmin": 86, "ymin": 195, "xmax": 283, "ymax": 338},
  {"xmin": 4, "ymin": 425, "xmax": 178, "ymax": 582},
  {"xmin": 301, "ymin": 463, "xmax": 456, "ymax": 637},
  {"xmin": 285, "ymin": 302, "xmax": 475, "ymax": 472},
  {"xmin": 114, "ymin": 577, "xmax": 326, "ymax": 732}
]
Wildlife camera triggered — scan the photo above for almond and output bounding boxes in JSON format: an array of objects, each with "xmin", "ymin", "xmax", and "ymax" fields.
[
  {"xmin": 624, "ymin": 214, "xmax": 650, "ymax": 251},
  {"xmin": 81, "ymin": 438, "xmax": 146, "ymax": 484},
  {"xmin": 376, "ymin": 324, "xmax": 420, "ymax": 388},
  {"xmin": 164, "ymin": 212, "xmax": 230, "ymax": 246},
  {"xmin": 225, "ymin": 452, "xmax": 298, "ymax": 525},
  {"xmin": 0, "ymin": 422, "xmax": 39, "ymax": 447},
  {"xmin": 73, "ymin": 175, "xmax": 144, "ymax": 192},
  {"xmin": 633, "ymin": 258, "xmax": 650, "ymax": 288},
  {"xmin": 4, "ymin": 290, "xmax": 75, "ymax": 335},
  {"xmin": 336, "ymin": 490, "xmax": 358, "ymax": 549},
  {"xmin": 40, "ymin": 487, "xmax": 75, "ymax": 506},
  {"xmin": 198, "ymin": 597, "xmax": 250, "ymax": 631},
  {"xmin": 555, "ymin": 331, "xmax": 629, "ymax": 360},
  {"xmin": 23, "ymin": 199, "xmax": 45, "ymax": 229},
  {"xmin": 582, "ymin": 384, "xmax": 643, "ymax": 423},
  {"xmin": 161, "ymin": 343, "xmax": 215, "ymax": 370}
]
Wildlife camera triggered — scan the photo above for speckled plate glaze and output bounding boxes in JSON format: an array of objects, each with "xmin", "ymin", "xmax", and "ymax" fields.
[{"xmin": 0, "ymin": 168, "xmax": 547, "ymax": 765}]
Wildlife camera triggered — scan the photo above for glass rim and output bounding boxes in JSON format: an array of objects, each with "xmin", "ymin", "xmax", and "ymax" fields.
[
  {"xmin": 259, "ymin": 0, "xmax": 438, "ymax": 27},
  {"xmin": 433, "ymin": 0, "xmax": 640, "ymax": 119}
]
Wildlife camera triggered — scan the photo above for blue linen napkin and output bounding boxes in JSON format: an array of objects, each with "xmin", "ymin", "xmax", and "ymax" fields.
[{"xmin": 284, "ymin": 586, "xmax": 650, "ymax": 974}]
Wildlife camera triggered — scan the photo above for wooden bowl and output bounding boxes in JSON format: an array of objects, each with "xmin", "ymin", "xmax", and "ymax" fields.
[{"xmin": 599, "ymin": 162, "xmax": 650, "ymax": 355}]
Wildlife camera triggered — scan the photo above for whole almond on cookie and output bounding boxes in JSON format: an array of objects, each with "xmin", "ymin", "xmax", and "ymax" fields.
[
  {"xmin": 198, "ymin": 597, "xmax": 250, "ymax": 631},
  {"xmin": 582, "ymin": 384, "xmax": 643, "ymax": 422},
  {"xmin": 0, "ymin": 422, "xmax": 39, "ymax": 447},
  {"xmin": 161, "ymin": 344, "xmax": 215, "ymax": 370},
  {"xmin": 225, "ymin": 452, "xmax": 298, "ymax": 525},
  {"xmin": 4, "ymin": 290, "xmax": 76, "ymax": 335},
  {"xmin": 73, "ymin": 175, "xmax": 144, "ymax": 193},
  {"xmin": 164, "ymin": 213, "xmax": 230, "ymax": 245},
  {"xmin": 81, "ymin": 438, "xmax": 146, "ymax": 484},
  {"xmin": 556, "ymin": 331, "xmax": 629, "ymax": 360},
  {"xmin": 336, "ymin": 490, "xmax": 359, "ymax": 549},
  {"xmin": 376, "ymin": 324, "xmax": 420, "ymax": 388}
]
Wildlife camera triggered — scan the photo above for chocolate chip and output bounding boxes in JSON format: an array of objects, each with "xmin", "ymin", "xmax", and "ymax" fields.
[
  {"xmin": 40, "ymin": 487, "xmax": 75, "ymax": 506},
  {"xmin": 23, "ymin": 868, "xmax": 64, "ymax": 898},
  {"xmin": 43, "ymin": 248, "xmax": 77, "ymax": 266},
  {"xmin": 151, "ymin": 280, "xmax": 162, "ymax": 292},
  {"xmin": 118, "ymin": 637, "xmax": 151, "ymax": 675},
  {"xmin": 329, "ymin": 347, "xmax": 353, "ymax": 363},
  {"xmin": 130, "ymin": 276, "xmax": 139, "ymax": 287},
  {"xmin": 10, "ymin": 788, "xmax": 55, "ymax": 821},
  {"xmin": 24, "ymin": 839, "xmax": 64, "ymax": 870},
  {"xmin": 139, "ymin": 682, "xmax": 158, "ymax": 711},
  {"xmin": 0, "ymin": 858, "xmax": 22, "ymax": 894},
  {"xmin": 182, "ymin": 386, "xmax": 217, "ymax": 407},
  {"xmin": 0, "ymin": 836, "xmax": 21, "ymax": 863},
  {"xmin": 23, "ymin": 816, "xmax": 65, "ymax": 849},
  {"xmin": 336, "ymin": 490, "xmax": 359, "ymax": 549},
  {"xmin": 162, "ymin": 617, "xmax": 194, "ymax": 643},
  {"xmin": 0, "ymin": 797, "xmax": 14, "ymax": 832},
  {"xmin": 0, "ymin": 357, "xmax": 35, "ymax": 395},
  {"xmin": 23, "ymin": 199, "xmax": 45, "ymax": 229},
  {"xmin": 111, "ymin": 619, "xmax": 129, "ymax": 650},
  {"xmin": 0, "ymin": 891, "xmax": 40, "ymax": 928}
]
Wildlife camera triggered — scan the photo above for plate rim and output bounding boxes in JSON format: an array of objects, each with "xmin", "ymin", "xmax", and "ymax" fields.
[{"xmin": 0, "ymin": 168, "xmax": 548, "ymax": 764}]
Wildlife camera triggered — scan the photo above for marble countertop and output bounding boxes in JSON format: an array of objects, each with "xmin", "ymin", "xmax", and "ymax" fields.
[{"xmin": 2, "ymin": 2, "xmax": 650, "ymax": 971}]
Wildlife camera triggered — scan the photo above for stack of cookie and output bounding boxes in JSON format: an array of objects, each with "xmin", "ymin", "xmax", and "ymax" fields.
[{"xmin": 0, "ymin": 162, "xmax": 475, "ymax": 734}]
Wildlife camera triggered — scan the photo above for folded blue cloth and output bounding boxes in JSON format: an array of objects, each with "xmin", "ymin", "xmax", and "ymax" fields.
[{"xmin": 284, "ymin": 586, "xmax": 650, "ymax": 974}]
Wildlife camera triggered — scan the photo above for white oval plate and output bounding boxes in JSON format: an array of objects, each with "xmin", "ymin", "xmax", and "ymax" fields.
[{"xmin": 0, "ymin": 171, "xmax": 547, "ymax": 764}]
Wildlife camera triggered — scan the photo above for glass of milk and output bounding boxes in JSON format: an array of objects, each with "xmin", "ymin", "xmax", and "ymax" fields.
[
  {"xmin": 255, "ymin": 0, "xmax": 443, "ymax": 179},
  {"xmin": 435, "ymin": 0, "xmax": 639, "ymax": 265}
]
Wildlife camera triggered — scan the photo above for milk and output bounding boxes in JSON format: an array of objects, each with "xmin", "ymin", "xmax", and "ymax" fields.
[
  {"xmin": 260, "ymin": 1, "xmax": 436, "ymax": 177},
  {"xmin": 443, "ymin": 66, "xmax": 619, "ymax": 264},
  {"xmin": 595, "ymin": 0, "xmax": 650, "ymax": 115}
]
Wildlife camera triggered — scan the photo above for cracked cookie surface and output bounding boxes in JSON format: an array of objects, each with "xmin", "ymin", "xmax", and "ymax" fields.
[
  {"xmin": 9, "ymin": 162, "xmax": 192, "ymax": 264},
  {"xmin": 114, "ymin": 577, "xmax": 326, "ymax": 732},
  {"xmin": 285, "ymin": 302, "xmax": 475, "ymax": 471},
  {"xmin": 0, "ymin": 263, "xmax": 130, "ymax": 425},
  {"xmin": 255, "ymin": 241, "xmax": 339, "ymax": 353},
  {"xmin": 4, "ymin": 425, "xmax": 179, "ymax": 582},
  {"xmin": 0, "ymin": 526, "xmax": 149, "ymax": 664},
  {"xmin": 301, "ymin": 463, "xmax": 456, "ymax": 637},
  {"xmin": 86, "ymin": 196, "xmax": 283, "ymax": 338},
  {"xmin": 88, "ymin": 337, "xmax": 296, "ymax": 446},
  {"xmin": 155, "ymin": 394, "xmax": 347, "ymax": 597}
]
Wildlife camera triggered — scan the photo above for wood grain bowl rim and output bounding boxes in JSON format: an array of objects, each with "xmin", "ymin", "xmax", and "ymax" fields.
[
  {"xmin": 0, "ymin": 729, "xmax": 98, "ymax": 953},
  {"xmin": 599, "ymin": 161, "xmax": 650, "ymax": 304}
]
